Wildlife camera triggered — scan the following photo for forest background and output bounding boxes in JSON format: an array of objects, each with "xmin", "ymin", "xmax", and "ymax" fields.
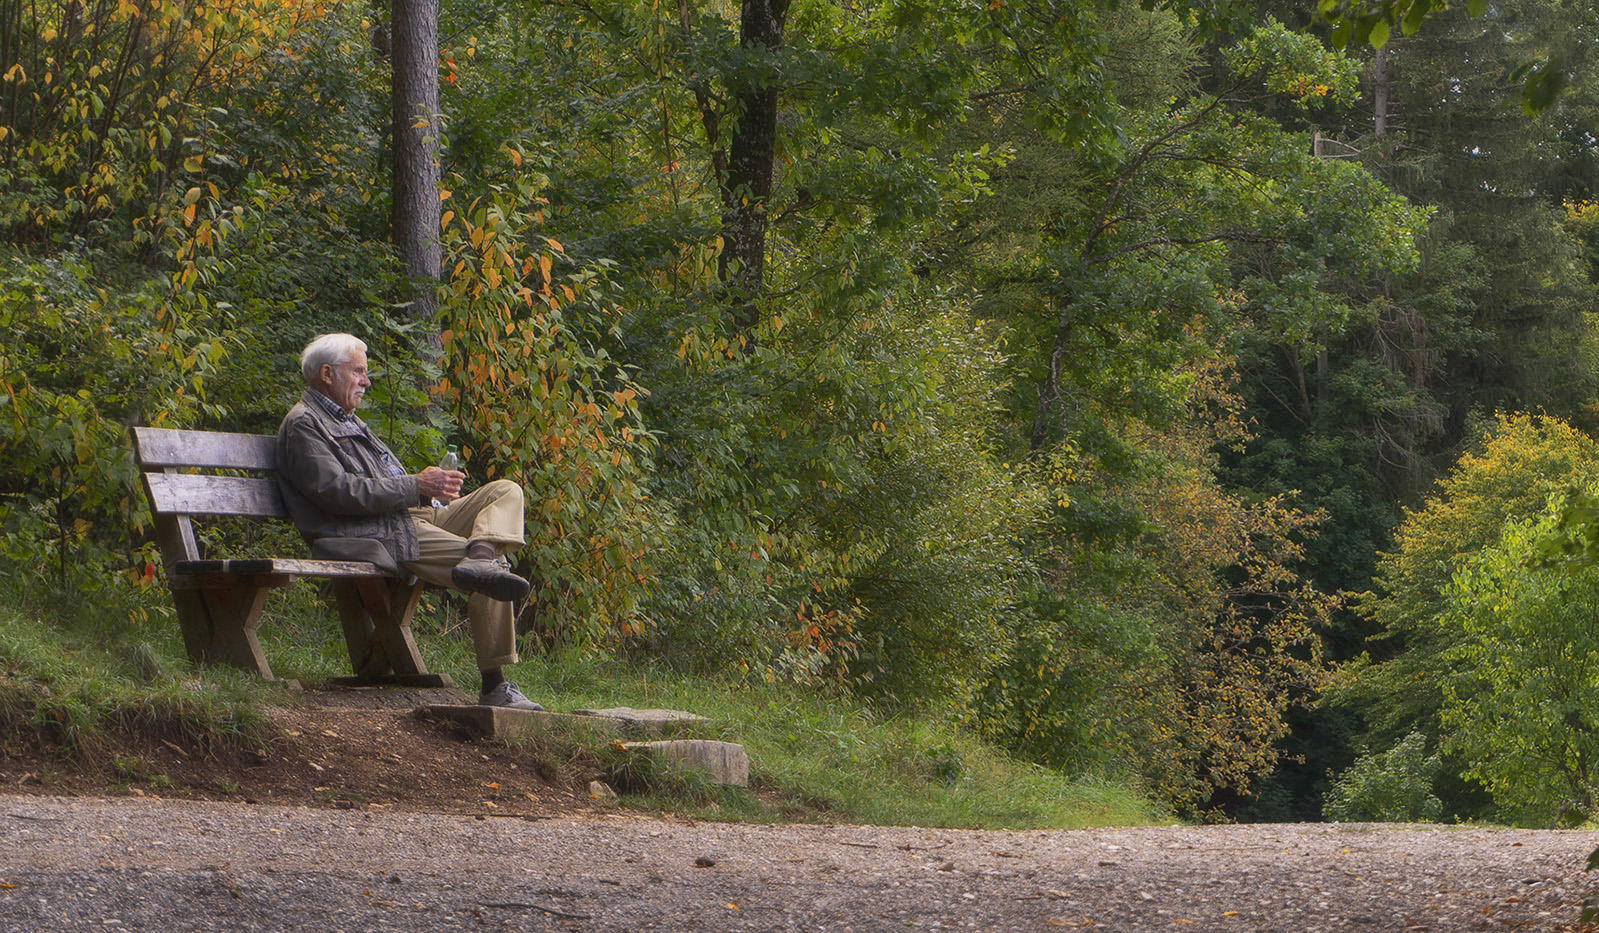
[{"xmin": 5, "ymin": 0, "xmax": 1599, "ymax": 826}]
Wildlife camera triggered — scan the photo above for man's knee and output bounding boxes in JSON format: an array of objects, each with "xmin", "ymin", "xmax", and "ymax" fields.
[{"xmin": 483, "ymin": 478, "xmax": 524, "ymax": 503}]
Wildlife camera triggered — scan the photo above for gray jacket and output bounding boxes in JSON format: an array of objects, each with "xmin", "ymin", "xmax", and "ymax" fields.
[{"xmin": 276, "ymin": 389, "xmax": 420, "ymax": 575}]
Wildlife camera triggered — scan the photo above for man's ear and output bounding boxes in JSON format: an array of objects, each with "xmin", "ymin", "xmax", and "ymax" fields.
[{"xmin": 317, "ymin": 363, "xmax": 334, "ymax": 386}]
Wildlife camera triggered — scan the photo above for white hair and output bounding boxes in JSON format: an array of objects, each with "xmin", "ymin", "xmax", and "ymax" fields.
[{"xmin": 300, "ymin": 333, "xmax": 367, "ymax": 385}]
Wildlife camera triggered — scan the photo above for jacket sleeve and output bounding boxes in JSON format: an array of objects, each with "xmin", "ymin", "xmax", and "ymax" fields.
[{"xmin": 279, "ymin": 414, "xmax": 420, "ymax": 516}]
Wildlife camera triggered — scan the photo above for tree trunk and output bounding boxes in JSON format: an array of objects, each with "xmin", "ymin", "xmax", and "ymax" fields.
[
  {"xmin": 1372, "ymin": 45, "xmax": 1389, "ymax": 137},
  {"xmin": 391, "ymin": 0, "xmax": 440, "ymax": 325},
  {"xmin": 718, "ymin": 0, "xmax": 790, "ymax": 331}
]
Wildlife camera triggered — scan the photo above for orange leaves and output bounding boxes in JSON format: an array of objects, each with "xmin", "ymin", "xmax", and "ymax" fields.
[
  {"xmin": 436, "ymin": 185, "xmax": 657, "ymax": 645},
  {"xmin": 538, "ymin": 253, "xmax": 553, "ymax": 294}
]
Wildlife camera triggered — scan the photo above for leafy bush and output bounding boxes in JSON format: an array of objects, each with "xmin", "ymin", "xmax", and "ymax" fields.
[
  {"xmin": 1323, "ymin": 731, "xmax": 1444, "ymax": 823},
  {"xmin": 1331, "ymin": 413, "xmax": 1599, "ymax": 821},
  {"xmin": 1436, "ymin": 505, "xmax": 1599, "ymax": 824},
  {"xmin": 436, "ymin": 180, "xmax": 661, "ymax": 649}
]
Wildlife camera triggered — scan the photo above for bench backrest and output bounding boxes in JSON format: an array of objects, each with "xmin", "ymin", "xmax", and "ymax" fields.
[{"xmin": 131, "ymin": 426, "xmax": 288, "ymax": 565}]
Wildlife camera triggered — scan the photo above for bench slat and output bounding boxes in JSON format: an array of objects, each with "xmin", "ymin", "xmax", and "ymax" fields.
[
  {"xmin": 133, "ymin": 427, "xmax": 278, "ymax": 470},
  {"xmin": 144, "ymin": 472, "xmax": 287, "ymax": 518},
  {"xmin": 173, "ymin": 558, "xmax": 385, "ymax": 578}
]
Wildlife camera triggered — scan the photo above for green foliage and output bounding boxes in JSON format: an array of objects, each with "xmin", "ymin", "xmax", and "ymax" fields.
[
  {"xmin": 1322, "ymin": 731, "xmax": 1443, "ymax": 823},
  {"xmin": 1224, "ymin": 20, "xmax": 1363, "ymax": 108},
  {"xmin": 0, "ymin": 250, "xmax": 215, "ymax": 588},
  {"xmin": 1337, "ymin": 414, "xmax": 1599, "ymax": 746},
  {"xmin": 1438, "ymin": 507, "xmax": 1599, "ymax": 824},
  {"xmin": 7, "ymin": 0, "xmax": 1594, "ymax": 826}
]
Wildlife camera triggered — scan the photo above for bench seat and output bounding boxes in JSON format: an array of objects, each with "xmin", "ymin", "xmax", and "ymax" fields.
[{"xmin": 172, "ymin": 558, "xmax": 384, "ymax": 579}]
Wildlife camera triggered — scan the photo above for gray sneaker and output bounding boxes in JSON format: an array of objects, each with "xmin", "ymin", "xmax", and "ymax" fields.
[
  {"xmin": 480, "ymin": 681, "xmax": 543, "ymax": 711},
  {"xmin": 451, "ymin": 556, "xmax": 531, "ymax": 601}
]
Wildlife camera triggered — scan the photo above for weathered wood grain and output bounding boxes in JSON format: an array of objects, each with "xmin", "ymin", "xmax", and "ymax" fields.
[
  {"xmin": 143, "ymin": 473, "xmax": 286, "ymax": 518},
  {"xmin": 131, "ymin": 426, "xmax": 278, "ymax": 470},
  {"xmin": 173, "ymin": 558, "xmax": 383, "ymax": 578}
]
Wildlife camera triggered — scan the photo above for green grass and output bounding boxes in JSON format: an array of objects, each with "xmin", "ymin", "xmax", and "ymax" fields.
[
  {"xmin": 0, "ymin": 587, "xmax": 276, "ymax": 762},
  {"xmin": 2, "ymin": 576, "xmax": 1162, "ymax": 830},
  {"xmin": 497, "ymin": 650, "xmax": 1164, "ymax": 830}
]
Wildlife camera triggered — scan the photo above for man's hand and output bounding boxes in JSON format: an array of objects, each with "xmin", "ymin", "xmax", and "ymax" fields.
[{"xmin": 418, "ymin": 466, "xmax": 465, "ymax": 502}]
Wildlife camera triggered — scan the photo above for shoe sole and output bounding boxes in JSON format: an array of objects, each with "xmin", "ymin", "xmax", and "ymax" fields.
[{"xmin": 451, "ymin": 567, "xmax": 531, "ymax": 602}]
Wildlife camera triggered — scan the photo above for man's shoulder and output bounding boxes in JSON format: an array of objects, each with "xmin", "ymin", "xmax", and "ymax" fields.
[
  {"xmin": 277, "ymin": 399, "xmax": 314, "ymax": 434},
  {"xmin": 278, "ymin": 397, "xmax": 335, "ymax": 453}
]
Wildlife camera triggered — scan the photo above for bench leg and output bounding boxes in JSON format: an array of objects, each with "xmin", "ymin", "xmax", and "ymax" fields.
[
  {"xmin": 331, "ymin": 579, "xmax": 452, "ymax": 688},
  {"xmin": 172, "ymin": 584, "xmax": 276, "ymax": 680}
]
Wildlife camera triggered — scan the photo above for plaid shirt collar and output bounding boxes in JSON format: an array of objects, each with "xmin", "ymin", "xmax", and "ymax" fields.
[{"xmin": 310, "ymin": 389, "xmax": 357, "ymax": 424}]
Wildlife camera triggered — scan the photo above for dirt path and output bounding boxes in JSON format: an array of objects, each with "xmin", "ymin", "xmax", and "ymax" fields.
[{"xmin": 3, "ymin": 796, "xmax": 1597, "ymax": 932}]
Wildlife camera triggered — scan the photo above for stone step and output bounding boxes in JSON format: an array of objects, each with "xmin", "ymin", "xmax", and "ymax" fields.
[
  {"xmin": 571, "ymin": 706, "xmax": 711, "ymax": 728},
  {"xmin": 621, "ymin": 739, "xmax": 749, "ymax": 787},
  {"xmin": 424, "ymin": 704, "xmax": 711, "ymax": 740},
  {"xmin": 423, "ymin": 705, "xmax": 748, "ymax": 787}
]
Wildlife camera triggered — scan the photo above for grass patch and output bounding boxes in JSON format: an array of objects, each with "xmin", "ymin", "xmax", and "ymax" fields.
[
  {"xmin": 0, "ymin": 582, "xmax": 275, "ymax": 764},
  {"xmin": 502, "ymin": 651, "xmax": 1164, "ymax": 830}
]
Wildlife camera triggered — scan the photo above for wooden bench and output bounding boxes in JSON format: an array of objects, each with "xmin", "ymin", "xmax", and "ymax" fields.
[{"xmin": 132, "ymin": 426, "xmax": 451, "ymax": 688}]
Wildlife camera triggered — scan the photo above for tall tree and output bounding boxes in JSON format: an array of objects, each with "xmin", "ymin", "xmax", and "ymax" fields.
[
  {"xmin": 391, "ymin": 0, "xmax": 441, "ymax": 323},
  {"xmin": 718, "ymin": 0, "xmax": 790, "ymax": 328}
]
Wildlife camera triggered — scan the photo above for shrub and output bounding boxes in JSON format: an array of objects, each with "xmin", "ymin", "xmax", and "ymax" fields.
[{"xmin": 1323, "ymin": 731, "xmax": 1444, "ymax": 823}]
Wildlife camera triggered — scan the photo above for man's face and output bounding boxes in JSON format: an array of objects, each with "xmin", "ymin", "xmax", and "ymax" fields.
[{"xmin": 320, "ymin": 349, "xmax": 371, "ymax": 414}]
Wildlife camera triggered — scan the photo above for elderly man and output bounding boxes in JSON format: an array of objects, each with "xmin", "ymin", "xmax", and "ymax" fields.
[{"xmin": 276, "ymin": 332, "xmax": 542, "ymax": 710}]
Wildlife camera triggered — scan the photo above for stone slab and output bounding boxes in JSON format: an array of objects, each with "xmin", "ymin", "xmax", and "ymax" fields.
[
  {"xmin": 425, "ymin": 705, "xmax": 714, "ymax": 740},
  {"xmin": 623, "ymin": 739, "xmax": 749, "ymax": 787},
  {"xmin": 570, "ymin": 707, "xmax": 711, "ymax": 726},
  {"xmin": 423, "ymin": 705, "xmax": 580, "ymax": 742}
]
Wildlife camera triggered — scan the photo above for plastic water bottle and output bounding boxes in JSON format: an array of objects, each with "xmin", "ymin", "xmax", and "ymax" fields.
[{"xmin": 432, "ymin": 444, "xmax": 459, "ymax": 509}]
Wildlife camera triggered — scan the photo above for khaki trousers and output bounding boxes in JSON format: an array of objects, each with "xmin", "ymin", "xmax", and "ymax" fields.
[{"xmin": 403, "ymin": 478, "xmax": 526, "ymax": 669}]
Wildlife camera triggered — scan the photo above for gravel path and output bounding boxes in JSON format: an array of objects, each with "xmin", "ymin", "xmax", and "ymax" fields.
[{"xmin": 2, "ymin": 796, "xmax": 1597, "ymax": 931}]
